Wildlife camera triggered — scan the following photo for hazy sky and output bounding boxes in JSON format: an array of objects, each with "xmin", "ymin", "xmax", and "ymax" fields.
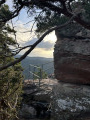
[{"xmin": 6, "ymin": 0, "xmax": 57, "ymax": 58}]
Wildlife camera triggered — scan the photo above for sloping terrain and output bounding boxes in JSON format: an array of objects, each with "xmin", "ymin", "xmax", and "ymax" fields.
[{"xmin": 16, "ymin": 56, "xmax": 54, "ymax": 79}]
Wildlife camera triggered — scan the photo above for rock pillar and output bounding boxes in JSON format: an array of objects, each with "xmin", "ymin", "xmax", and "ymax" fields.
[{"xmin": 54, "ymin": 26, "xmax": 90, "ymax": 84}]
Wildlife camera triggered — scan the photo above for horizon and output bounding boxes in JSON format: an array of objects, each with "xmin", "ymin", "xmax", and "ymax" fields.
[{"xmin": 16, "ymin": 54, "xmax": 54, "ymax": 59}]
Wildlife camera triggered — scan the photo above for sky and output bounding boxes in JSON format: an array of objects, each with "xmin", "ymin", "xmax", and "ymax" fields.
[{"xmin": 6, "ymin": 0, "xmax": 57, "ymax": 58}]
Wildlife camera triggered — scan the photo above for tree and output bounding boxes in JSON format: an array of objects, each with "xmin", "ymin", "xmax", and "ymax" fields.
[
  {"xmin": 35, "ymin": 0, "xmax": 90, "ymax": 33},
  {"xmin": 2, "ymin": 0, "xmax": 90, "ymax": 29},
  {"xmin": 0, "ymin": 63, "xmax": 23, "ymax": 120},
  {"xmin": 0, "ymin": 0, "xmax": 90, "ymax": 71},
  {"xmin": 0, "ymin": 5, "xmax": 23, "ymax": 120},
  {"xmin": 34, "ymin": 69, "xmax": 48, "ymax": 79}
]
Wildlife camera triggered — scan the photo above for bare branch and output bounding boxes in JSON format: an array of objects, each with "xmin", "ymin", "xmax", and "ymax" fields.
[
  {"xmin": 23, "ymin": 20, "xmax": 35, "ymax": 25},
  {"xmin": 0, "ymin": 15, "xmax": 76, "ymax": 71},
  {"xmin": 11, "ymin": 20, "xmax": 18, "ymax": 43},
  {"xmin": 11, "ymin": 44, "xmax": 32, "ymax": 55},
  {"xmin": 3, "ymin": 44, "xmax": 32, "ymax": 57}
]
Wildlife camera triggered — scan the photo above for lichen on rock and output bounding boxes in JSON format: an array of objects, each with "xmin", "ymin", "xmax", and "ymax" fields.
[{"xmin": 51, "ymin": 83, "xmax": 90, "ymax": 120}]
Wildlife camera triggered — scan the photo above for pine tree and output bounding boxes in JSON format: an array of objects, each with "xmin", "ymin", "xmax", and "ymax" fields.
[{"xmin": 0, "ymin": 5, "xmax": 23, "ymax": 120}]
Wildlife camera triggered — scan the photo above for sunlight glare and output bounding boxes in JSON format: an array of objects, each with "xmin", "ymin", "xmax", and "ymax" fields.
[{"xmin": 44, "ymin": 31, "xmax": 57, "ymax": 43}]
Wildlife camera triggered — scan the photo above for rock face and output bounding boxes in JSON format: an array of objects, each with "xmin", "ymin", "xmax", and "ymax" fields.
[
  {"xmin": 19, "ymin": 104, "xmax": 36, "ymax": 119},
  {"xmin": 54, "ymin": 24, "xmax": 90, "ymax": 84},
  {"xmin": 51, "ymin": 83, "xmax": 90, "ymax": 120}
]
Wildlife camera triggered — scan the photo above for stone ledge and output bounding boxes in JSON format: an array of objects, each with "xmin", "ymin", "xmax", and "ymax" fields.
[{"xmin": 51, "ymin": 82, "xmax": 90, "ymax": 120}]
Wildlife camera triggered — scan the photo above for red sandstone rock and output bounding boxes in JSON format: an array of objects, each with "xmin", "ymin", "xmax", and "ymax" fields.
[{"xmin": 54, "ymin": 30, "xmax": 90, "ymax": 85}]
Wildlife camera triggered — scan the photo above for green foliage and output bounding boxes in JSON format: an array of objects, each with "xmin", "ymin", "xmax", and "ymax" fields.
[
  {"xmin": 35, "ymin": 12, "xmax": 68, "ymax": 34},
  {"xmin": 0, "ymin": 4, "xmax": 12, "ymax": 21},
  {"xmin": 35, "ymin": 0, "xmax": 90, "ymax": 35},
  {"xmin": 0, "ymin": 5, "xmax": 23, "ymax": 120},
  {"xmin": 0, "ymin": 65, "xmax": 23, "ymax": 120},
  {"xmin": 34, "ymin": 69, "xmax": 48, "ymax": 79},
  {"xmin": 20, "ymin": 56, "xmax": 53, "ymax": 79}
]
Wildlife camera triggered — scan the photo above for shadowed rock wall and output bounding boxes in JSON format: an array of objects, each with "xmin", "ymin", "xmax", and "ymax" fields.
[{"xmin": 54, "ymin": 24, "xmax": 90, "ymax": 84}]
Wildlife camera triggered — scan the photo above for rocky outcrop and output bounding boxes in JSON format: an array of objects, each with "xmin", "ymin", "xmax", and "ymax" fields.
[
  {"xmin": 51, "ymin": 83, "xmax": 90, "ymax": 120},
  {"xmin": 19, "ymin": 82, "xmax": 52, "ymax": 119},
  {"xmin": 54, "ymin": 24, "xmax": 90, "ymax": 84}
]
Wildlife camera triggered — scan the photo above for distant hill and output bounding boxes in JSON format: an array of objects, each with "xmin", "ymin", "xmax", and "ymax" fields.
[{"xmin": 16, "ymin": 56, "xmax": 54, "ymax": 79}]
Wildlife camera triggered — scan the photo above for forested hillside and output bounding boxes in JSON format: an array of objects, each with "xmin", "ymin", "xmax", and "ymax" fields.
[{"xmin": 17, "ymin": 56, "xmax": 54, "ymax": 79}]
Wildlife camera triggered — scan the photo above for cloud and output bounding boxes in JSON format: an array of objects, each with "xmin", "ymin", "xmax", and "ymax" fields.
[
  {"xmin": 13, "ymin": 22, "xmax": 56, "ymax": 51},
  {"xmin": 14, "ymin": 23, "xmax": 56, "ymax": 58},
  {"xmin": 38, "ymin": 41, "xmax": 54, "ymax": 50},
  {"xmin": 19, "ymin": 47, "xmax": 54, "ymax": 58},
  {"xmin": 6, "ymin": 0, "xmax": 57, "ymax": 58},
  {"xmin": 8, "ymin": 19, "xmax": 56, "ymax": 58},
  {"xmin": 10, "ymin": 21, "xmax": 36, "ymax": 45},
  {"xmin": 24, "ymin": 38, "xmax": 54, "ymax": 50},
  {"xmin": 30, "ymin": 48, "xmax": 54, "ymax": 58}
]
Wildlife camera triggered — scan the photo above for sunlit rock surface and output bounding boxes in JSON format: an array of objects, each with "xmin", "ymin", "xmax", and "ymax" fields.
[
  {"xmin": 51, "ymin": 83, "xmax": 90, "ymax": 120},
  {"xmin": 54, "ymin": 24, "xmax": 90, "ymax": 84}
]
